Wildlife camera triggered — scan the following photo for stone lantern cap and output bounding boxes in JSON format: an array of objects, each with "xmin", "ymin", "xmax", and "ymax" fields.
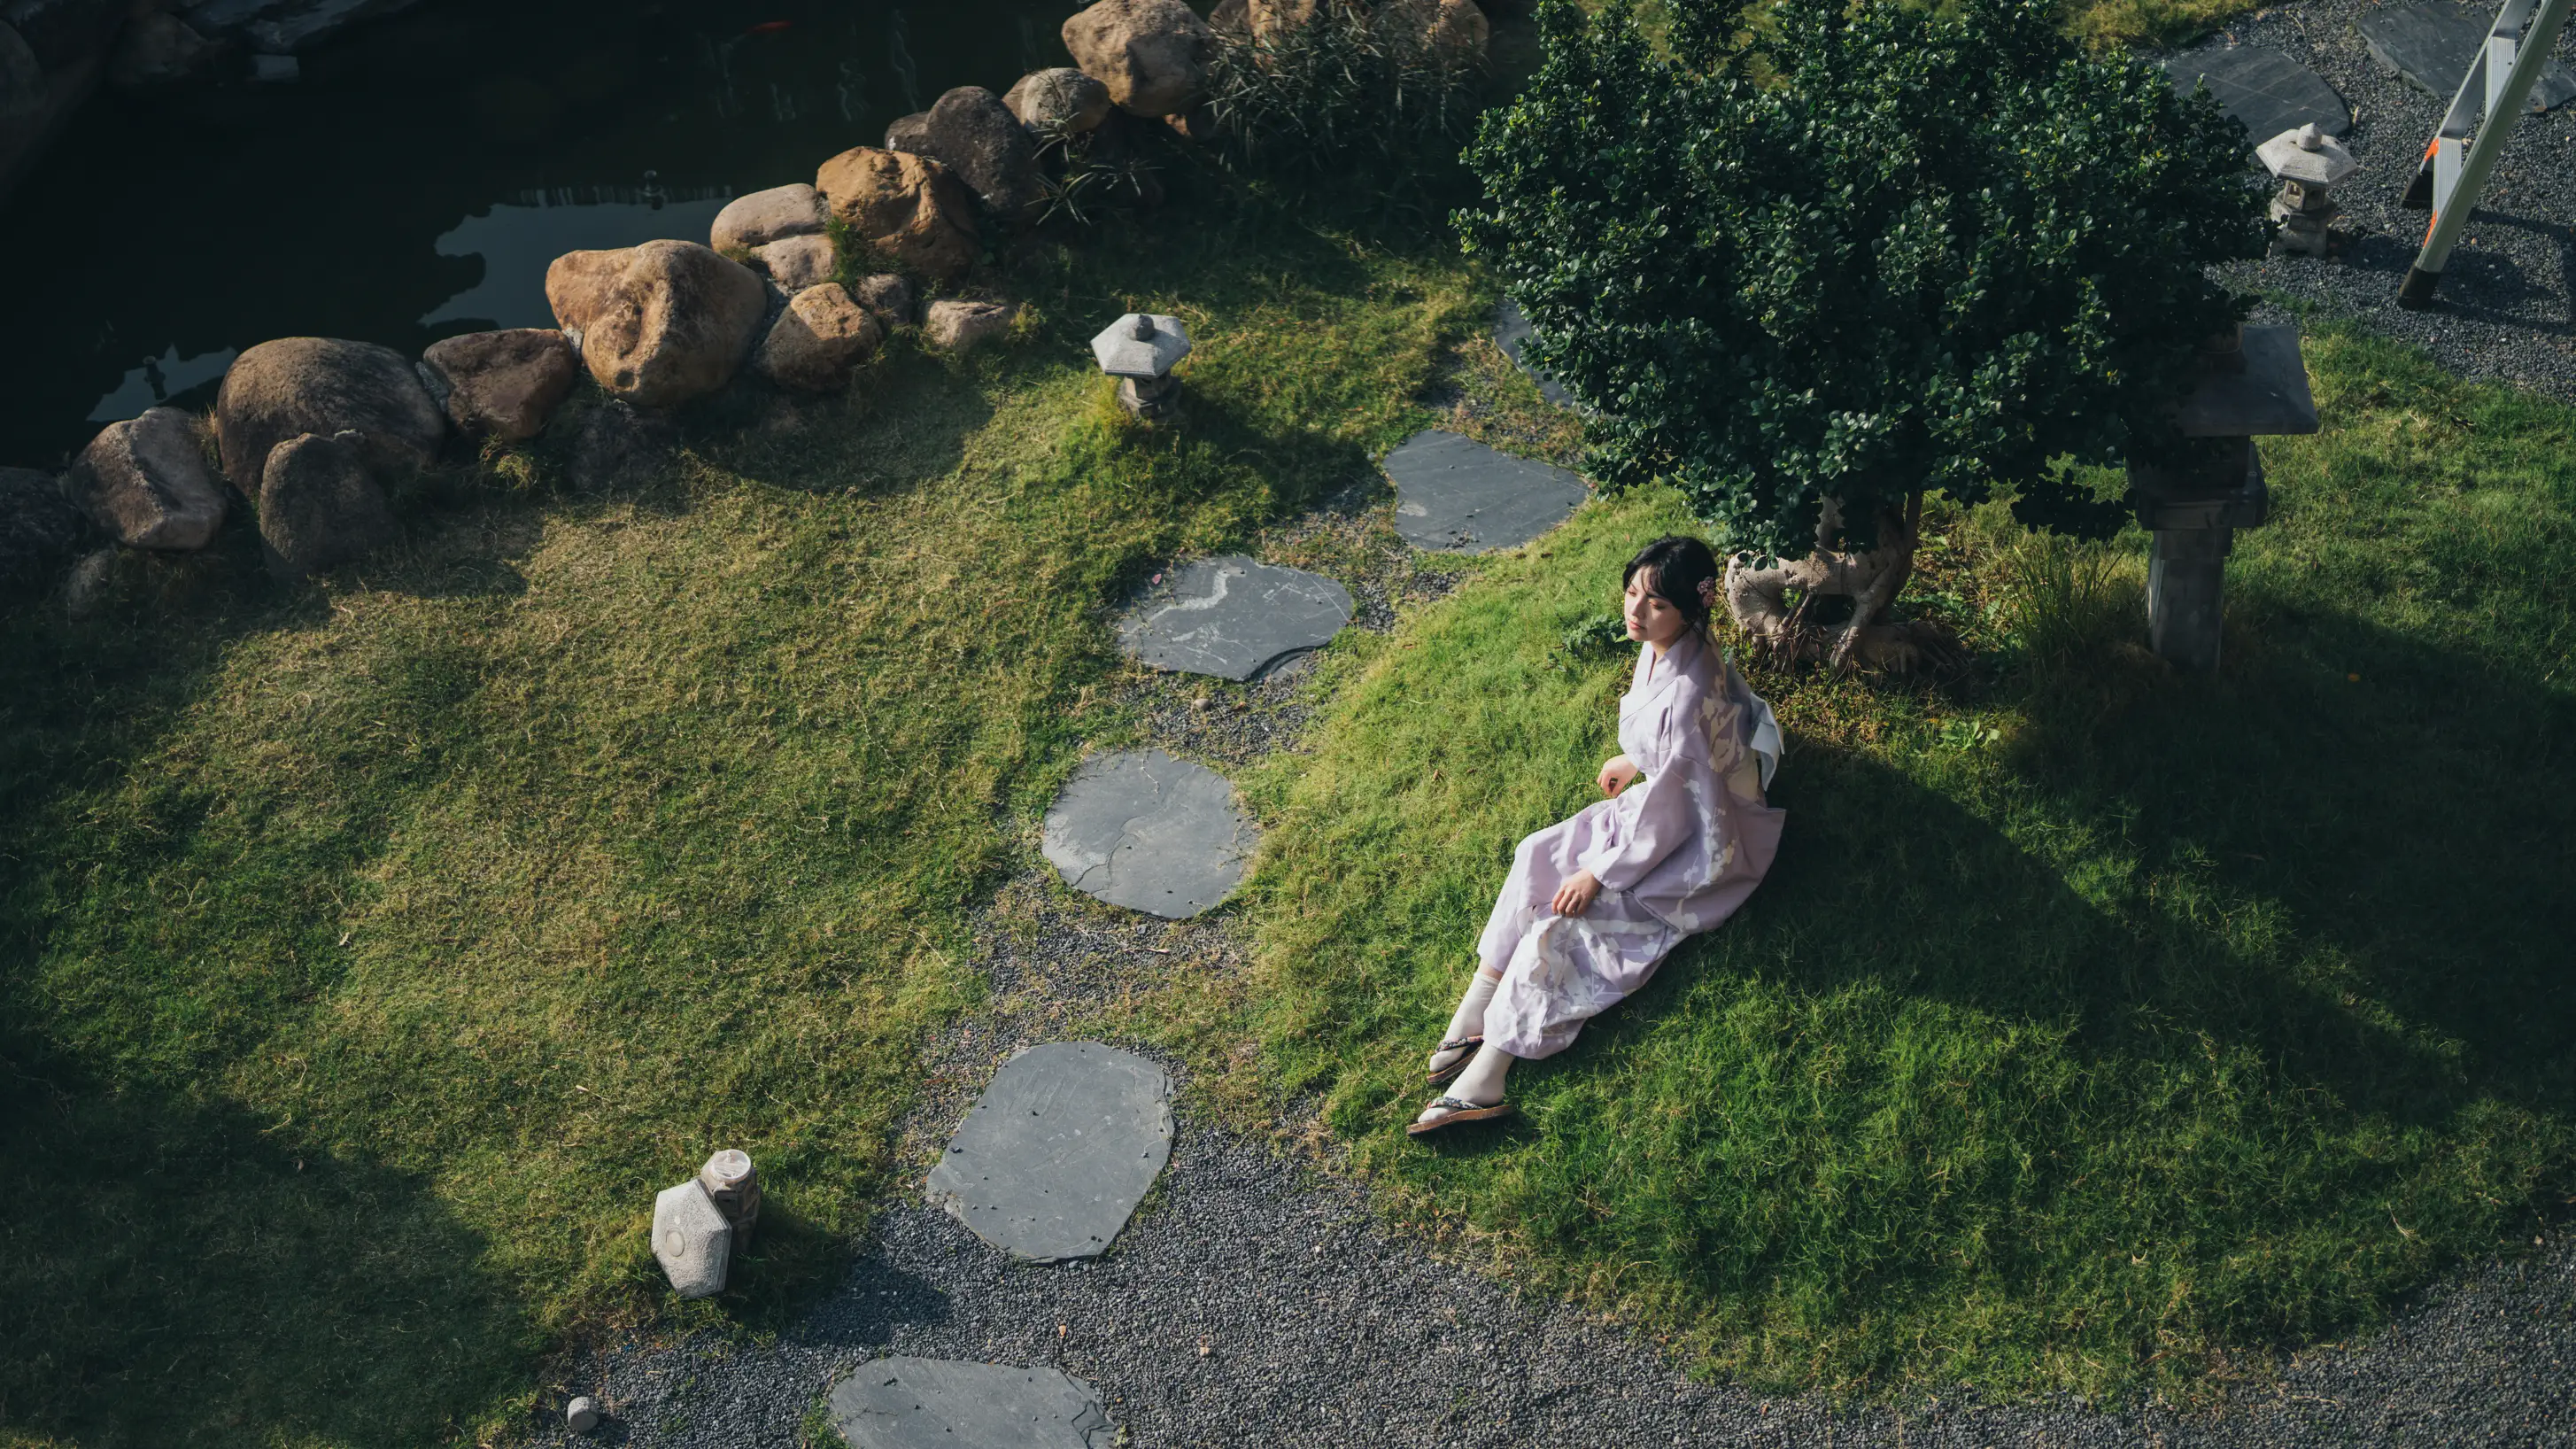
[
  {"xmin": 2174, "ymin": 324, "xmax": 2319, "ymax": 438},
  {"xmin": 2257, "ymin": 123, "xmax": 2358, "ymax": 188},
  {"xmin": 1092, "ymin": 314, "xmax": 1191, "ymax": 379}
]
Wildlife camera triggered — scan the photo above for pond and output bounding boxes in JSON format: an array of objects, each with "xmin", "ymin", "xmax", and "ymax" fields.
[{"xmin": 0, "ymin": 0, "xmax": 1077, "ymax": 466}]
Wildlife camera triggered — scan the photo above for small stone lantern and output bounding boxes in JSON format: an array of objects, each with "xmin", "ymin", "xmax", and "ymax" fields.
[
  {"xmin": 2257, "ymin": 123, "xmax": 2356, "ymax": 259},
  {"xmin": 2126, "ymin": 323, "xmax": 2318, "ymax": 670},
  {"xmin": 1091, "ymin": 313, "xmax": 1191, "ymax": 420}
]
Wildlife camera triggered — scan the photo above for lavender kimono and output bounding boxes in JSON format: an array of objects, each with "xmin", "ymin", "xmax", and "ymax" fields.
[{"xmin": 1478, "ymin": 632, "xmax": 1785, "ymax": 1060}]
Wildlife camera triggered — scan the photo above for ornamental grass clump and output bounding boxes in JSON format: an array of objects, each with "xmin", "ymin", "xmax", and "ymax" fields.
[
  {"xmin": 1203, "ymin": 0, "xmax": 1487, "ymax": 180},
  {"xmin": 1460, "ymin": 0, "xmax": 2268, "ymax": 671}
]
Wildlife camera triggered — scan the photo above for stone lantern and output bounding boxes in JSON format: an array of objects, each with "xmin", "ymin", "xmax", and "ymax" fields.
[
  {"xmin": 1092, "ymin": 313, "xmax": 1191, "ymax": 420},
  {"xmin": 2257, "ymin": 123, "xmax": 2356, "ymax": 259},
  {"xmin": 2126, "ymin": 323, "xmax": 2318, "ymax": 671}
]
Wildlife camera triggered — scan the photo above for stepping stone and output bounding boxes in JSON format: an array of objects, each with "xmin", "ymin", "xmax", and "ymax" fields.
[
  {"xmin": 1116, "ymin": 555, "xmax": 1352, "ymax": 682},
  {"xmin": 2163, "ymin": 45, "xmax": 2352, "ymax": 141},
  {"xmin": 1493, "ymin": 298, "xmax": 1574, "ymax": 407},
  {"xmin": 924, "ymin": 1042, "xmax": 1174, "ymax": 1263},
  {"xmin": 2361, "ymin": 3, "xmax": 2576, "ymax": 112},
  {"xmin": 1381, "ymin": 430, "xmax": 1587, "ymax": 554},
  {"xmin": 1041, "ymin": 748, "xmax": 1257, "ymax": 918},
  {"xmin": 831, "ymin": 1357, "xmax": 1116, "ymax": 1449}
]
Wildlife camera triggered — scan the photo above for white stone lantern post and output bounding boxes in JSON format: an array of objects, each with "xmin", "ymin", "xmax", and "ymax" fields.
[
  {"xmin": 2257, "ymin": 123, "xmax": 2357, "ymax": 259},
  {"xmin": 1092, "ymin": 313, "xmax": 1191, "ymax": 420}
]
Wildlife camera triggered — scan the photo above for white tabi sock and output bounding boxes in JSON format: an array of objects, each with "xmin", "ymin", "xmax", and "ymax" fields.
[
  {"xmin": 1442, "ymin": 970, "xmax": 1500, "ymax": 1047},
  {"xmin": 1446, "ymin": 1042, "xmax": 1515, "ymax": 1107}
]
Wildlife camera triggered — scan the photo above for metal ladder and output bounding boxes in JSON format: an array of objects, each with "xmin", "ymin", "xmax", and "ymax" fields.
[{"xmin": 2397, "ymin": 0, "xmax": 2575, "ymax": 306}]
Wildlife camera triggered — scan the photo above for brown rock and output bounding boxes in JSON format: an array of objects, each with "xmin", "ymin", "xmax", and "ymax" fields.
[
  {"xmin": 1062, "ymin": 0, "xmax": 1215, "ymax": 118},
  {"xmin": 923, "ymin": 298, "xmax": 1017, "ymax": 353},
  {"xmin": 258, "ymin": 431, "xmax": 398, "ymax": 581},
  {"xmin": 850, "ymin": 273, "xmax": 917, "ymax": 329},
  {"xmin": 1209, "ymin": 0, "xmax": 1249, "ymax": 38},
  {"xmin": 753, "ymin": 233, "xmax": 838, "ymax": 292},
  {"xmin": 214, "ymin": 337, "xmax": 446, "ymax": 497},
  {"xmin": 754, "ymin": 284, "xmax": 884, "ymax": 393},
  {"xmin": 73, "ymin": 407, "xmax": 227, "ymax": 550},
  {"xmin": 1249, "ymin": 0, "xmax": 1318, "ymax": 40},
  {"xmin": 921, "ymin": 85, "xmax": 1048, "ymax": 221},
  {"xmin": 545, "ymin": 240, "xmax": 768, "ymax": 408},
  {"xmin": 1426, "ymin": 0, "xmax": 1490, "ymax": 61},
  {"xmin": 422, "ymin": 329, "xmax": 578, "ymax": 442},
  {"xmin": 710, "ymin": 183, "xmax": 824, "ymax": 254},
  {"xmin": 1003, "ymin": 67, "xmax": 1113, "ymax": 134},
  {"xmin": 813, "ymin": 147, "xmax": 980, "ymax": 283}
]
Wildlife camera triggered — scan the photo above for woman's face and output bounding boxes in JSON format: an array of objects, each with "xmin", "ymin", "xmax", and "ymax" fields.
[{"xmin": 1623, "ymin": 569, "xmax": 1690, "ymax": 648}]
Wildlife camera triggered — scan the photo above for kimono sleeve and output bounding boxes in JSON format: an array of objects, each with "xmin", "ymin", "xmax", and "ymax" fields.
[{"xmin": 1574, "ymin": 705, "xmax": 1702, "ymax": 892}]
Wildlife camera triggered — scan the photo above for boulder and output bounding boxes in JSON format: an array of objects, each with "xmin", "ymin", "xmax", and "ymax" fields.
[
  {"xmin": 1003, "ymin": 66, "xmax": 1112, "ymax": 134},
  {"xmin": 1062, "ymin": 0, "xmax": 1215, "ymax": 118},
  {"xmin": 72, "ymin": 407, "xmax": 227, "ymax": 549},
  {"xmin": 1249, "ymin": 0, "xmax": 1318, "ymax": 40},
  {"xmin": 257, "ymin": 431, "xmax": 398, "ymax": 581},
  {"xmin": 421, "ymin": 328, "xmax": 578, "ymax": 442},
  {"xmin": 923, "ymin": 298, "xmax": 1017, "ymax": 353},
  {"xmin": 850, "ymin": 273, "xmax": 916, "ymax": 329},
  {"xmin": 651, "ymin": 1181, "xmax": 731, "ymax": 1299},
  {"xmin": 569, "ymin": 400, "xmax": 676, "ymax": 494},
  {"xmin": 545, "ymin": 239, "xmax": 767, "ymax": 408},
  {"xmin": 919, "ymin": 85, "xmax": 1048, "ymax": 221},
  {"xmin": 1209, "ymin": 0, "xmax": 1249, "ymax": 38},
  {"xmin": 1425, "ymin": 0, "xmax": 1489, "ymax": 61},
  {"xmin": 884, "ymin": 109, "xmax": 929, "ymax": 154},
  {"xmin": 709, "ymin": 182, "xmax": 824, "ymax": 254},
  {"xmin": 0, "ymin": 465, "xmax": 84, "ymax": 593},
  {"xmin": 753, "ymin": 283, "xmax": 883, "ymax": 393},
  {"xmin": 214, "ymin": 337, "xmax": 446, "ymax": 497},
  {"xmin": 109, "ymin": 11, "xmax": 218, "ymax": 91},
  {"xmin": 752, "ymin": 233, "xmax": 836, "ymax": 292},
  {"xmin": 813, "ymin": 147, "xmax": 979, "ymax": 283}
]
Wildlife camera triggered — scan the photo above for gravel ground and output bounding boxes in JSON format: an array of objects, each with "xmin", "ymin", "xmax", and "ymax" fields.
[{"xmin": 2187, "ymin": 1, "xmax": 2576, "ymax": 397}]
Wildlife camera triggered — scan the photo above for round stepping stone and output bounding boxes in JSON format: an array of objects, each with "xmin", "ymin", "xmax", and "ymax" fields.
[
  {"xmin": 1116, "ymin": 555, "xmax": 1353, "ymax": 682},
  {"xmin": 830, "ymin": 1357, "xmax": 1115, "ymax": 1449},
  {"xmin": 2362, "ymin": 4, "xmax": 2576, "ymax": 113},
  {"xmin": 1493, "ymin": 298, "xmax": 1574, "ymax": 407},
  {"xmin": 924, "ymin": 1042, "xmax": 1173, "ymax": 1263},
  {"xmin": 1381, "ymin": 429, "xmax": 1586, "ymax": 554},
  {"xmin": 1041, "ymin": 748, "xmax": 1257, "ymax": 918},
  {"xmin": 2163, "ymin": 45, "xmax": 2352, "ymax": 141}
]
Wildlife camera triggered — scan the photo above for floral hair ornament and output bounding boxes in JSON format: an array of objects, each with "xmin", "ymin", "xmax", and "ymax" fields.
[{"xmin": 1696, "ymin": 576, "xmax": 1718, "ymax": 609}]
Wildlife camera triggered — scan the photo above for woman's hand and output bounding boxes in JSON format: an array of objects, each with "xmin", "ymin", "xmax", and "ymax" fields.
[
  {"xmin": 1551, "ymin": 870, "xmax": 1602, "ymax": 918},
  {"xmin": 1597, "ymin": 755, "xmax": 1640, "ymax": 797}
]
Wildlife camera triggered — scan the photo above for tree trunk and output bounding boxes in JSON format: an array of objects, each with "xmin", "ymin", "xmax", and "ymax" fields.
[{"xmin": 1721, "ymin": 491, "xmax": 1959, "ymax": 673}]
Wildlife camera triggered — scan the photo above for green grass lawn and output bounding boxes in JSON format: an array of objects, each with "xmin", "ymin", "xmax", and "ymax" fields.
[{"xmin": 1206, "ymin": 319, "xmax": 2576, "ymax": 1402}]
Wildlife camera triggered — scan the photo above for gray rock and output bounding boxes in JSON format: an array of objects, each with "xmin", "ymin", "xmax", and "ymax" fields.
[
  {"xmin": 830, "ymin": 1357, "xmax": 1116, "ymax": 1449},
  {"xmin": 1381, "ymin": 430, "xmax": 1586, "ymax": 553},
  {"xmin": 0, "ymin": 464, "xmax": 85, "ymax": 593},
  {"xmin": 709, "ymin": 182, "xmax": 825, "ymax": 254},
  {"xmin": 5, "ymin": 0, "xmax": 124, "ymax": 68},
  {"xmin": 1493, "ymin": 298, "xmax": 1574, "ymax": 407},
  {"xmin": 2163, "ymin": 44, "xmax": 2353, "ymax": 141},
  {"xmin": 569, "ymin": 400, "xmax": 676, "ymax": 494},
  {"xmin": 924, "ymin": 1042, "xmax": 1173, "ymax": 1261},
  {"xmin": 1115, "ymin": 554, "xmax": 1351, "ymax": 681},
  {"xmin": 1040, "ymin": 748, "xmax": 1257, "ymax": 918},
  {"xmin": 851, "ymin": 272, "xmax": 916, "ymax": 329},
  {"xmin": 563, "ymin": 1395, "xmax": 600, "ymax": 1434},
  {"xmin": 884, "ymin": 109, "xmax": 930, "ymax": 154},
  {"xmin": 0, "ymin": 22, "xmax": 40, "ymax": 121},
  {"xmin": 246, "ymin": 50, "xmax": 293, "ymax": 81},
  {"xmin": 213, "ymin": 336, "xmax": 446, "ymax": 497},
  {"xmin": 182, "ymin": 0, "xmax": 431, "ymax": 56},
  {"xmin": 256, "ymin": 430, "xmax": 398, "ymax": 581},
  {"xmin": 109, "ymin": 11, "xmax": 219, "ymax": 90},
  {"xmin": 1004, "ymin": 66, "xmax": 1113, "ymax": 134},
  {"xmin": 73, "ymin": 407, "xmax": 227, "ymax": 550},
  {"xmin": 651, "ymin": 1179, "xmax": 731, "ymax": 1298},
  {"xmin": 920, "ymin": 85, "xmax": 1048, "ymax": 220},
  {"xmin": 922, "ymin": 298, "xmax": 1016, "ymax": 353},
  {"xmin": 2360, "ymin": 3, "xmax": 2576, "ymax": 113},
  {"xmin": 751, "ymin": 232, "xmax": 836, "ymax": 292}
]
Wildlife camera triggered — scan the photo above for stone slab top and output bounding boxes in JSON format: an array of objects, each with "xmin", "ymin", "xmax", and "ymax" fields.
[
  {"xmin": 1117, "ymin": 555, "xmax": 1352, "ymax": 682},
  {"xmin": 2175, "ymin": 325, "xmax": 2319, "ymax": 438},
  {"xmin": 830, "ymin": 1357, "xmax": 1117, "ymax": 1449},
  {"xmin": 924, "ymin": 1042, "xmax": 1174, "ymax": 1264},
  {"xmin": 1381, "ymin": 430, "xmax": 1587, "ymax": 554},
  {"xmin": 1493, "ymin": 298, "xmax": 1574, "ymax": 407},
  {"xmin": 2164, "ymin": 45, "xmax": 2354, "ymax": 141},
  {"xmin": 2360, "ymin": 3, "xmax": 2576, "ymax": 113},
  {"xmin": 1042, "ymin": 748, "xmax": 1257, "ymax": 919}
]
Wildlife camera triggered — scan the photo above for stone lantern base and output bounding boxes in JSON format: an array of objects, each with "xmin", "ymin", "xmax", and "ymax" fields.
[
  {"xmin": 2269, "ymin": 179, "xmax": 2340, "ymax": 258},
  {"xmin": 1118, "ymin": 372, "xmax": 1181, "ymax": 421}
]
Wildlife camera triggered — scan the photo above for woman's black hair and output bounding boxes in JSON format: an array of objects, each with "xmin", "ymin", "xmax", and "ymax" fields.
[{"xmin": 1623, "ymin": 535, "xmax": 1721, "ymax": 641}]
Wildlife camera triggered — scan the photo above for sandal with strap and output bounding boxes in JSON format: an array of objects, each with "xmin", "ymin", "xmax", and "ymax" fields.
[
  {"xmin": 1406, "ymin": 1094, "xmax": 1514, "ymax": 1136},
  {"xmin": 1427, "ymin": 1035, "xmax": 1483, "ymax": 1088}
]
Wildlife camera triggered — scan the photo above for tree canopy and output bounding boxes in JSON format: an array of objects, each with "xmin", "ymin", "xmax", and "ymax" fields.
[{"xmin": 1458, "ymin": 0, "xmax": 2268, "ymax": 554}]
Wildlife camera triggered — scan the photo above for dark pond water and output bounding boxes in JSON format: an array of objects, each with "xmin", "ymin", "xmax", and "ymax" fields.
[{"xmin": 0, "ymin": 0, "xmax": 1079, "ymax": 465}]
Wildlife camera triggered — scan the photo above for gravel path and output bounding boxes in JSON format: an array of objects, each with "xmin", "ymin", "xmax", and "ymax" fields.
[{"xmin": 2190, "ymin": 0, "xmax": 2576, "ymax": 398}]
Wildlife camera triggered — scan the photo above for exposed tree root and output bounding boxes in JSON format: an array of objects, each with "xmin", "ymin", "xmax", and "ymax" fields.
[{"xmin": 1722, "ymin": 494, "xmax": 1962, "ymax": 675}]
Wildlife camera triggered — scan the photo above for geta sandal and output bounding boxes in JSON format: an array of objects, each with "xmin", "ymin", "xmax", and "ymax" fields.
[
  {"xmin": 1406, "ymin": 1095, "xmax": 1514, "ymax": 1136},
  {"xmin": 1427, "ymin": 1035, "xmax": 1483, "ymax": 1088}
]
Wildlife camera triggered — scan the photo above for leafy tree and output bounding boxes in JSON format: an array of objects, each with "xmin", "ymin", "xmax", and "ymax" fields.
[{"xmin": 1458, "ymin": 0, "xmax": 2267, "ymax": 668}]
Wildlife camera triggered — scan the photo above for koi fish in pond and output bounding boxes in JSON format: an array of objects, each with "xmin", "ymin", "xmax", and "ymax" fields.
[{"xmin": 746, "ymin": 20, "xmax": 793, "ymax": 35}]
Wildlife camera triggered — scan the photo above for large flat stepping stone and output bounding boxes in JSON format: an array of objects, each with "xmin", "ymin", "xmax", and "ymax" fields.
[
  {"xmin": 2164, "ymin": 45, "xmax": 2352, "ymax": 140},
  {"xmin": 1041, "ymin": 748, "xmax": 1256, "ymax": 918},
  {"xmin": 2361, "ymin": 3, "xmax": 2576, "ymax": 113},
  {"xmin": 1493, "ymin": 298, "xmax": 1574, "ymax": 407},
  {"xmin": 924, "ymin": 1042, "xmax": 1173, "ymax": 1263},
  {"xmin": 1382, "ymin": 430, "xmax": 1586, "ymax": 553},
  {"xmin": 830, "ymin": 1358, "xmax": 1116, "ymax": 1449},
  {"xmin": 1116, "ymin": 555, "xmax": 1352, "ymax": 682}
]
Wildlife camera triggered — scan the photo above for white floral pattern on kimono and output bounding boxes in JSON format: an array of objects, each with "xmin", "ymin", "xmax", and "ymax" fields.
[{"xmin": 1478, "ymin": 632, "xmax": 1785, "ymax": 1060}]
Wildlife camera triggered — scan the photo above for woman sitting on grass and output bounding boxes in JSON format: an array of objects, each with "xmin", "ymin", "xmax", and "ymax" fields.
[{"xmin": 1413, "ymin": 535, "xmax": 1786, "ymax": 1136}]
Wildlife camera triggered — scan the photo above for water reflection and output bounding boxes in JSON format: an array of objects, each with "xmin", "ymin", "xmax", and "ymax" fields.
[
  {"xmin": 89, "ymin": 345, "xmax": 241, "ymax": 422},
  {"xmin": 424, "ymin": 196, "xmax": 733, "ymax": 330}
]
